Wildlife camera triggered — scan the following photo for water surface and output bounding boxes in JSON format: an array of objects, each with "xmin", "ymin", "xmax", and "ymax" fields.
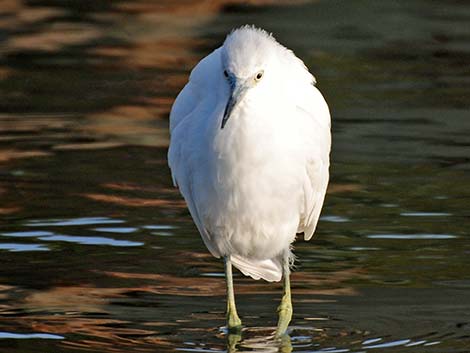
[{"xmin": 1, "ymin": 0, "xmax": 470, "ymax": 352}]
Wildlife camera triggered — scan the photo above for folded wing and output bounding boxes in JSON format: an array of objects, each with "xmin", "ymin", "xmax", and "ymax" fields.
[{"xmin": 295, "ymin": 84, "xmax": 331, "ymax": 241}]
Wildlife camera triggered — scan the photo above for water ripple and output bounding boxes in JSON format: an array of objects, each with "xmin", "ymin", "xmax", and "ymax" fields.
[
  {"xmin": 405, "ymin": 340, "xmax": 427, "ymax": 347},
  {"xmin": 143, "ymin": 224, "xmax": 177, "ymax": 230},
  {"xmin": 367, "ymin": 234, "xmax": 457, "ymax": 240},
  {"xmin": 93, "ymin": 227, "xmax": 138, "ymax": 233},
  {"xmin": 38, "ymin": 234, "xmax": 143, "ymax": 247},
  {"xmin": 2, "ymin": 231, "xmax": 53, "ymax": 237},
  {"xmin": 0, "ymin": 331, "xmax": 64, "ymax": 339},
  {"xmin": 0, "ymin": 243, "xmax": 49, "ymax": 252},
  {"xmin": 363, "ymin": 338, "xmax": 411, "ymax": 349},
  {"xmin": 1, "ymin": 229, "xmax": 143, "ymax": 247},
  {"xmin": 362, "ymin": 338, "xmax": 382, "ymax": 345},
  {"xmin": 400, "ymin": 212, "xmax": 452, "ymax": 217},
  {"xmin": 25, "ymin": 217, "xmax": 125, "ymax": 227},
  {"xmin": 321, "ymin": 215, "xmax": 350, "ymax": 223},
  {"xmin": 151, "ymin": 231, "xmax": 174, "ymax": 237}
]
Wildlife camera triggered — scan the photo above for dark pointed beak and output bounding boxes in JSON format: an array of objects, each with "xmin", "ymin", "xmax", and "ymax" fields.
[{"xmin": 221, "ymin": 80, "xmax": 249, "ymax": 129}]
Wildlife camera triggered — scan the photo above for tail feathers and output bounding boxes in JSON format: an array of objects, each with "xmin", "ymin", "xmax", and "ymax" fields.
[{"xmin": 231, "ymin": 255, "xmax": 282, "ymax": 282}]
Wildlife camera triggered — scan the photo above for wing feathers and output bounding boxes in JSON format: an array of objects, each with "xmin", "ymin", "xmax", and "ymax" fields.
[{"xmin": 295, "ymin": 85, "xmax": 331, "ymax": 241}]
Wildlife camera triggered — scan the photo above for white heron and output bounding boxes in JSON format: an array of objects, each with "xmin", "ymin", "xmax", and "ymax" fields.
[{"xmin": 168, "ymin": 25, "xmax": 331, "ymax": 336}]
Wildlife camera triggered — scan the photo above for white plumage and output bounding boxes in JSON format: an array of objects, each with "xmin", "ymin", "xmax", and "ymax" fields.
[{"xmin": 168, "ymin": 26, "xmax": 331, "ymax": 283}]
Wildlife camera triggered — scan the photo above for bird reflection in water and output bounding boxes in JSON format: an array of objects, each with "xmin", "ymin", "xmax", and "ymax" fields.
[{"xmin": 226, "ymin": 330, "xmax": 293, "ymax": 353}]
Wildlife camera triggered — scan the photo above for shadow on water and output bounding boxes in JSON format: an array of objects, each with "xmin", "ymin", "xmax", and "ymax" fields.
[{"xmin": 1, "ymin": 0, "xmax": 470, "ymax": 352}]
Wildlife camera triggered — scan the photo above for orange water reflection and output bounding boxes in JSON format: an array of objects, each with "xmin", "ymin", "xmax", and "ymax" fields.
[
  {"xmin": 1, "ymin": 0, "xmax": 315, "ymax": 156},
  {"xmin": 0, "ymin": 260, "xmax": 360, "ymax": 352}
]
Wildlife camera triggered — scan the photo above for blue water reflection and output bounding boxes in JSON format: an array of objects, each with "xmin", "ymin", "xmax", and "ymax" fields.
[
  {"xmin": 93, "ymin": 227, "xmax": 139, "ymax": 233},
  {"xmin": 38, "ymin": 234, "xmax": 143, "ymax": 247},
  {"xmin": 0, "ymin": 243, "xmax": 49, "ymax": 252},
  {"xmin": 367, "ymin": 234, "xmax": 457, "ymax": 240},
  {"xmin": 400, "ymin": 212, "xmax": 452, "ymax": 217},
  {"xmin": 25, "ymin": 217, "xmax": 125, "ymax": 227},
  {"xmin": 0, "ymin": 332, "xmax": 64, "ymax": 340},
  {"xmin": 1, "ymin": 222, "xmax": 144, "ymax": 248}
]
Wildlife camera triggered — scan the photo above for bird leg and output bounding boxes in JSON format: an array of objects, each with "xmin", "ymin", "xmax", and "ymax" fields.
[
  {"xmin": 224, "ymin": 256, "xmax": 242, "ymax": 332},
  {"xmin": 275, "ymin": 253, "xmax": 292, "ymax": 337}
]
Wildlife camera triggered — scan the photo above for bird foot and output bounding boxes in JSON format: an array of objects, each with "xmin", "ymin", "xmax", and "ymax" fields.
[{"xmin": 227, "ymin": 310, "xmax": 242, "ymax": 333}]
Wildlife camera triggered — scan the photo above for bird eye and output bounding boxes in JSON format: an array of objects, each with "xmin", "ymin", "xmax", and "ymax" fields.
[
  {"xmin": 223, "ymin": 70, "xmax": 229, "ymax": 78},
  {"xmin": 255, "ymin": 70, "xmax": 264, "ymax": 81}
]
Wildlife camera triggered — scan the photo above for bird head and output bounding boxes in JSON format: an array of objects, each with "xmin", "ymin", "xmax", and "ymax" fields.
[{"xmin": 220, "ymin": 26, "xmax": 279, "ymax": 129}]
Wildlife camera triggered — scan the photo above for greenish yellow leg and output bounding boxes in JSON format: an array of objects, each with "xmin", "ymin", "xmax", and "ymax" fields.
[
  {"xmin": 275, "ymin": 253, "xmax": 292, "ymax": 337},
  {"xmin": 224, "ymin": 256, "xmax": 242, "ymax": 332},
  {"xmin": 226, "ymin": 333, "xmax": 242, "ymax": 353}
]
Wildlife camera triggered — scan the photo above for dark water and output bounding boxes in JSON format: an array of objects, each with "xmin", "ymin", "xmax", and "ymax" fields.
[{"xmin": 1, "ymin": 0, "xmax": 470, "ymax": 352}]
